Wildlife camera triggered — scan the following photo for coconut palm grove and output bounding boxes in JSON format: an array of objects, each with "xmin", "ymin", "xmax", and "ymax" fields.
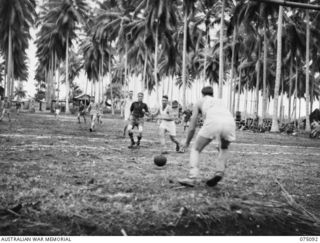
[{"xmin": 1, "ymin": 0, "xmax": 320, "ymax": 237}]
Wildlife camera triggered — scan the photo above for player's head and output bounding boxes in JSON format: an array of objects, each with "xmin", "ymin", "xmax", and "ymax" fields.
[
  {"xmin": 128, "ymin": 91, "xmax": 133, "ymax": 98},
  {"xmin": 162, "ymin": 95, "xmax": 169, "ymax": 106},
  {"xmin": 201, "ymin": 86, "xmax": 214, "ymax": 97},
  {"xmin": 137, "ymin": 92, "xmax": 144, "ymax": 102}
]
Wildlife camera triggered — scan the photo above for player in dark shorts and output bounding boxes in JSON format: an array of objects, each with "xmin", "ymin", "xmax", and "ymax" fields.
[
  {"xmin": 77, "ymin": 101, "xmax": 86, "ymax": 124},
  {"xmin": 127, "ymin": 92, "xmax": 150, "ymax": 148}
]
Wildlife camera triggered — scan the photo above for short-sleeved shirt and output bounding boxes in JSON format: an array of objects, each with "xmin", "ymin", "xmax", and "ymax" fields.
[{"xmin": 130, "ymin": 101, "xmax": 149, "ymax": 118}]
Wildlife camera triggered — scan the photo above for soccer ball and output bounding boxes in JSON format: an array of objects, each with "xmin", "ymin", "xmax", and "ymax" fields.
[{"xmin": 154, "ymin": 155, "xmax": 167, "ymax": 167}]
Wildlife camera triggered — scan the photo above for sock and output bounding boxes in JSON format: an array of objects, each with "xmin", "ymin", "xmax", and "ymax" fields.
[
  {"xmin": 137, "ymin": 136, "xmax": 142, "ymax": 145},
  {"xmin": 129, "ymin": 132, "xmax": 135, "ymax": 144}
]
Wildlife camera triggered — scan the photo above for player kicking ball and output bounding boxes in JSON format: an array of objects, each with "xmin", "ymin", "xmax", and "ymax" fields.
[
  {"xmin": 153, "ymin": 95, "xmax": 183, "ymax": 154},
  {"xmin": 178, "ymin": 86, "xmax": 236, "ymax": 187}
]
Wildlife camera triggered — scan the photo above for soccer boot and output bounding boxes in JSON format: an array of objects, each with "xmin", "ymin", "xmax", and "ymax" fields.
[{"xmin": 206, "ymin": 171, "xmax": 224, "ymax": 187}]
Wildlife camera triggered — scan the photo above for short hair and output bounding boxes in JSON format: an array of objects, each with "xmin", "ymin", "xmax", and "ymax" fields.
[
  {"xmin": 162, "ymin": 95, "xmax": 168, "ymax": 100},
  {"xmin": 201, "ymin": 86, "xmax": 214, "ymax": 96},
  {"xmin": 129, "ymin": 91, "xmax": 133, "ymax": 93},
  {"xmin": 138, "ymin": 92, "xmax": 144, "ymax": 96}
]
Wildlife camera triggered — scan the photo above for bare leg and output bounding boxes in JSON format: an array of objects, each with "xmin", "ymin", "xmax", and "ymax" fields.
[
  {"xmin": 159, "ymin": 128, "xmax": 167, "ymax": 153},
  {"xmin": 127, "ymin": 124, "xmax": 135, "ymax": 147},
  {"xmin": 137, "ymin": 125, "xmax": 143, "ymax": 146},
  {"xmin": 189, "ymin": 136, "xmax": 212, "ymax": 179},
  {"xmin": 123, "ymin": 123, "xmax": 128, "ymax": 137},
  {"xmin": 169, "ymin": 135, "xmax": 181, "ymax": 152},
  {"xmin": 206, "ymin": 138, "xmax": 230, "ymax": 187}
]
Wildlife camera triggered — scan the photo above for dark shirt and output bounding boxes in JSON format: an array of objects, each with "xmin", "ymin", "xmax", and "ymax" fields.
[
  {"xmin": 79, "ymin": 104, "xmax": 85, "ymax": 112},
  {"xmin": 130, "ymin": 101, "xmax": 149, "ymax": 118},
  {"xmin": 183, "ymin": 109, "xmax": 192, "ymax": 122}
]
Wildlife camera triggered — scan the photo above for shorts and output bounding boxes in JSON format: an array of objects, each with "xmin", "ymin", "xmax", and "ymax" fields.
[
  {"xmin": 79, "ymin": 110, "xmax": 86, "ymax": 116},
  {"xmin": 159, "ymin": 121, "xmax": 176, "ymax": 136},
  {"xmin": 129, "ymin": 117, "xmax": 144, "ymax": 132},
  {"xmin": 198, "ymin": 118, "xmax": 236, "ymax": 142}
]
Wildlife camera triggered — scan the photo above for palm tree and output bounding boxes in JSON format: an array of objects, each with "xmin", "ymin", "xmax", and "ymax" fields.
[
  {"xmin": 271, "ymin": 5, "xmax": 283, "ymax": 132},
  {"xmin": 133, "ymin": 0, "xmax": 179, "ymax": 106},
  {"xmin": 14, "ymin": 86, "xmax": 27, "ymax": 100},
  {"xmin": 181, "ymin": 0, "xmax": 197, "ymax": 108},
  {"xmin": 0, "ymin": 0, "xmax": 36, "ymax": 100},
  {"xmin": 218, "ymin": 0, "xmax": 226, "ymax": 99},
  {"xmin": 42, "ymin": 0, "xmax": 88, "ymax": 114},
  {"xmin": 305, "ymin": 4, "xmax": 311, "ymax": 132}
]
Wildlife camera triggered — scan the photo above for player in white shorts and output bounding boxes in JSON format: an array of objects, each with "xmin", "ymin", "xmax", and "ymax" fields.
[
  {"xmin": 178, "ymin": 86, "xmax": 236, "ymax": 187},
  {"xmin": 122, "ymin": 91, "xmax": 134, "ymax": 136},
  {"xmin": 153, "ymin": 95, "xmax": 182, "ymax": 154}
]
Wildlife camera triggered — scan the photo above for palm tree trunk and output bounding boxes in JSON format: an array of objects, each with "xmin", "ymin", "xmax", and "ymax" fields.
[
  {"xmin": 259, "ymin": 21, "xmax": 268, "ymax": 124},
  {"xmin": 10, "ymin": 53, "xmax": 14, "ymax": 99},
  {"xmin": 232, "ymin": 77, "xmax": 237, "ymax": 116},
  {"xmin": 310, "ymin": 60, "xmax": 315, "ymax": 112},
  {"xmin": 305, "ymin": 6, "xmax": 311, "ymax": 132},
  {"xmin": 65, "ymin": 31, "xmax": 70, "ymax": 114},
  {"xmin": 143, "ymin": 49, "xmax": 147, "ymax": 94},
  {"xmin": 109, "ymin": 44, "xmax": 114, "ymax": 116},
  {"xmin": 101, "ymin": 48, "xmax": 104, "ymax": 103},
  {"xmin": 271, "ymin": 5, "xmax": 283, "ymax": 132},
  {"xmin": 236, "ymin": 68, "xmax": 242, "ymax": 112},
  {"xmin": 294, "ymin": 61, "xmax": 298, "ymax": 127},
  {"xmin": 280, "ymin": 76, "xmax": 284, "ymax": 123},
  {"xmin": 218, "ymin": 0, "xmax": 225, "ymax": 99},
  {"xmin": 182, "ymin": 10, "xmax": 188, "ymax": 108},
  {"xmin": 255, "ymin": 47, "xmax": 261, "ymax": 116},
  {"xmin": 262, "ymin": 21, "xmax": 268, "ymax": 123},
  {"xmin": 288, "ymin": 57, "xmax": 293, "ymax": 122},
  {"xmin": 244, "ymin": 82, "xmax": 248, "ymax": 121},
  {"xmin": 203, "ymin": 30, "xmax": 208, "ymax": 88},
  {"xmin": 154, "ymin": 22, "xmax": 159, "ymax": 107},
  {"xmin": 171, "ymin": 75, "xmax": 174, "ymax": 100},
  {"xmin": 229, "ymin": 27, "xmax": 236, "ymax": 112},
  {"xmin": 125, "ymin": 43, "xmax": 128, "ymax": 91},
  {"xmin": 57, "ymin": 62, "xmax": 60, "ymax": 101},
  {"xmin": 6, "ymin": 25, "xmax": 12, "ymax": 100},
  {"xmin": 299, "ymin": 97, "xmax": 301, "ymax": 129}
]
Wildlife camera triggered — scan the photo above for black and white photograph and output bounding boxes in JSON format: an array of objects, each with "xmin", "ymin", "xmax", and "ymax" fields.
[{"xmin": 0, "ymin": 0, "xmax": 320, "ymax": 240}]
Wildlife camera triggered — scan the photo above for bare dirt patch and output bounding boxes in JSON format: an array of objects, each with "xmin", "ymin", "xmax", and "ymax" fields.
[{"xmin": 1, "ymin": 112, "xmax": 320, "ymax": 235}]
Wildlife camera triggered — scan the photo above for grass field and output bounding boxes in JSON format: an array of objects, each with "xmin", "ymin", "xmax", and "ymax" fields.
[{"xmin": 0, "ymin": 111, "xmax": 320, "ymax": 236}]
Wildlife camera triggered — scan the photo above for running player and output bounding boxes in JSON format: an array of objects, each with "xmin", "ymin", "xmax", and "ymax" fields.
[
  {"xmin": 77, "ymin": 101, "xmax": 86, "ymax": 124},
  {"xmin": 153, "ymin": 95, "xmax": 182, "ymax": 154},
  {"xmin": 182, "ymin": 107, "xmax": 193, "ymax": 131},
  {"xmin": 87, "ymin": 99, "xmax": 100, "ymax": 132},
  {"xmin": 122, "ymin": 91, "xmax": 134, "ymax": 136},
  {"xmin": 127, "ymin": 92, "xmax": 149, "ymax": 148},
  {"xmin": 178, "ymin": 86, "xmax": 236, "ymax": 187}
]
